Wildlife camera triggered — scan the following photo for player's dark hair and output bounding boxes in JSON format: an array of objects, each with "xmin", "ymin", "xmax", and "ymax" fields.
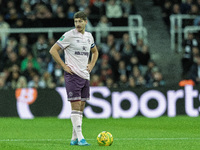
[{"xmin": 74, "ymin": 11, "xmax": 87, "ymax": 20}]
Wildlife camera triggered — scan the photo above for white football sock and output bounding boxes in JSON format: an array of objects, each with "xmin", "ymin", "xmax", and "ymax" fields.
[
  {"xmin": 71, "ymin": 110, "xmax": 84, "ymax": 141},
  {"xmin": 80, "ymin": 111, "xmax": 83, "ymax": 126},
  {"xmin": 71, "ymin": 111, "xmax": 83, "ymax": 140},
  {"xmin": 71, "ymin": 128, "xmax": 77, "ymax": 141}
]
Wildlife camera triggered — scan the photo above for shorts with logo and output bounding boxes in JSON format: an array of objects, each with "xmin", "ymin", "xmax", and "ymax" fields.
[{"xmin": 64, "ymin": 72, "xmax": 90, "ymax": 101}]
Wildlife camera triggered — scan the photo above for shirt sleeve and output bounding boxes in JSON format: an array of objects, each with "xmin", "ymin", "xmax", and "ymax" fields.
[
  {"xmin": 56, "ymin": 31, "xmax": 71, "ymax": 49},
  {"xmin": 90, "ymin": 34, "xmax": 96, "ymax": 48}
]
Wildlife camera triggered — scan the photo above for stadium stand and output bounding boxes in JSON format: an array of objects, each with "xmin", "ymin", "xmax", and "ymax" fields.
[{"xmin": 0, "ymin": 0, "xmax": 165, "ymax": 89}]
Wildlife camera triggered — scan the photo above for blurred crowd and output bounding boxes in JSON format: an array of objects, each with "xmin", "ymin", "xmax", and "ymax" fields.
[
  {"xmin": 158, "ymin": 0, "xmax": 200, "ymax": 28},
  {"xmin": 0, "ymin": 0, "xmax": 165, "ymax": 89},
  {"xmin": 158, "ymin": 0, "xmax": 200, "ymax": 85}
]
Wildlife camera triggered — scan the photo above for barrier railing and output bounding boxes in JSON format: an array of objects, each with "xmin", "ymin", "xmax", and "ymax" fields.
[
  {"xmin": 0, "ymin": 15, "xmax": 147, "ymax": 48},
  {"xmin": 170, "ymin": 14, "xmax": 197, "ymax": 52},
  {"xmin": 184, "ymin": 26, "xmax": 200, "ymax": 39}
]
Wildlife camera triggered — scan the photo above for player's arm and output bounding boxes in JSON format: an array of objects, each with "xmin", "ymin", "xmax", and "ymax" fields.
[
  {"xmin": 87, "ymin": 45, "xmax": 99, "ymax": 73},
  {"xmin": 49, "ymin": 43, "xmax": 73, "ymax": 74}
]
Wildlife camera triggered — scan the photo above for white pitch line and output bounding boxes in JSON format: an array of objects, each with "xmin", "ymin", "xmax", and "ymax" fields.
[{"xmin": 1, "ymin": 137, "xmax": 200, "ymax": 142}]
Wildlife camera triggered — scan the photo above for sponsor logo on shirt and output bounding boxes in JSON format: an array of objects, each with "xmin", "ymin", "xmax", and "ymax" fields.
[
  {"xmin": 75, "ymin": 51, "xmax": 89, "ymax": 57},
  {"xmin": 59, "ymin": 36, "xmax": 65, "ymax": 41}
]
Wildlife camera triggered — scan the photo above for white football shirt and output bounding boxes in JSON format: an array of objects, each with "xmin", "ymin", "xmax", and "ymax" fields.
[{"xmin": 56, "ymin": 29, "xmax": 95, "ymax": 80}]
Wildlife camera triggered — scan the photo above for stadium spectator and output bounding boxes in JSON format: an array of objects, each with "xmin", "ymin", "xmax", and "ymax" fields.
[
  {"xmin": 197, "ymin": 0, "xmax": 200, "ymax": 9},
  {"xmin": 16, "ymin": 76, "xmax": 28, "ymax": 88},
  {"xmin": 194, "ymin": 16, "xmax": 200, "ymax": 26},
  {"xmin": 11, "ymin": 19, "xmax": 24, "ymax": 28},
  {"xmin": 136, "ymin": 38, "xmax": 144, "ymax": 51},
  {"xmin": 189, "ymin": 3, "xmax": 199, "ymax": 15},
  {"xmin": 0, "ymin": 46, "xmax": 12, "ymax": 71},
  {"xmin": 121, "ymin": 43, "xmax": 135, "ymax": 65},
  {"xmin": 119, "ymin": 33, "xmax": 136, "ymax": 52},
  {"xmin": 51, "ymin": 63, "xmax": 63, "ymax": 84},
  {"xmin": 118, "ymin": 60, "xmax": 127, "ymax": 76},
  {"xmin": 192, "ymin": 46, "xmax": 200, "ymax": 57},
  {"xmin": 56, "ymin": 75, "xmax": 65, "ymax": 87},
  {"xmin": 30, "ymin": 0, "xmax": 49, "ymax": 7},
  {"xmin": 83, "ymin": 7, "xmax": 93, "ymax": 32},
  {"xmin": 55, "ymin": 5, "xmax": 65, "ymax": 19},
  {"xmin": 5, "ymin": 0, "xmax": 17, "ymax": 10},
  {"xmin": 126, "ymin": 55, "xmax": 139, "ymax": 75},
  {"xmin": 6, "ymin": 67, "xmax": 21, "ymax": 89},
  {"xmin": 0, "ymin": 14, "xmax": 10, "ymax": 49},
  {"xmin": 119, "ymin": 33, "xmax": 137, "ymax": 63},
  {"xmin": 18, "ymin": 34, "xmax": 32, "ymax": 51},
  {"xmin": 137, "ymin": 45, "xmax": 151, "ymax": 66},
  {"xmin": 101, "ymin": 34, "xmax": 118, "ymax": 54},
  {"xmin": 21, "ymin": 52, "xmax": 40, "ymax": 72},
  {"xmin": 161, "ymin": 0, "xmax": 172, "ymax": 27},
  {"xmin": 49, "ymin": 0, "xmax": 59, "ymax": 16},
  {"xmin": 22, "ymin": 60, "xmax": 40, "ymax": 82},
  {"xmin": 99, "ymin": 55, "xmax": 112, "ymax": 84},
  {"xmin": 128, "ymin": 76, "xmax": 136, "ymax": 88},
  {"xmin": 151, "ymin": 70, "xmax": 165, "ymax": 87},
  {"xmin": 6, "ymin": 37, "xmax": 18, "ymax": 53},
  {"xmin": 89, "ymin": 0, "xmax": 105, "ymax": 18},
  {"xmin": 21, "ymin": 1, "xmax": 35, "ymax": 20},
  {"xmin": 0, "ymin": 75, "xmax": 7, "ymax": 89},
  {"xmin": 118, "ymin": 74, "xmax": 128, "ymax": 88},
  {"xmin": 109, "ymin": 51, "xmax": 121, "ymax": 81},
  {"xmin": 0, "ymin": 0, "xmax": 7, "ymax": 15},
  {"xmin": 18, "ymin": 46, "xmax": 29, "ymax": 64},
  {"xmin": 90, "ymin": 74, "xmax": 104, "ymax": 86},
  {"xmin": 5, "ymin": 51, "xmax": 20, "ymax": 69},
  {"xmin": 76, "ymin": 0, "xmax": 89, "ymax": 11},
  {"xmin": 28, "ymin": 74, "xmax": 46, "ymax": 88},
  {"xmin": 105, "ymin": 77, "xmax": 117, "ymax": 88},
  {"xmin": 105, "ymin": 0, "xmax": 123, "ymax": 18},
  {"xmin": 96, "ymin": 15, "xmax": 111, "ymax": 42},
  {"xmin": 131, "ymin": 65, "xmax": 146, "ymax": 87},
  {"xmin": 181, "ymin": 32, "xmax": 199, "ymax": 78},
  {"xmin": 34, "ymin": 3, "xmax": 52, "ymax": 19},
  {"xmin": 89, "ymin": 0, "xmax": 105, "ymax": 6},
  {"xmin": 144, "ymin": 60, "xmax": 157, "ymax": 87},
  {"xmin": 67, "ymin": 6, "xmax": 76, "ymax": 19},
  {"xmin": 4, "ymin": 7, "xmax": 22, "ymax": 22},
  {"xmin": 32, "ymin": 34, "xmax": 49, "ymax": 62},
  {"xmin": 172, "ymin": 3, "xmax": 181, "ymax": 15},
  {"xmin": 40, "ymin": 71, "xmax": 56, "ymax": 88},
  {"xmin": 180, "ymin": 0, "xmax": 193, "ymax": 14},
  {"xmin": 61, "ymin": 0, "xmax": 78, "ymax": 14},
  {"xmin": 121, "ymin": 0, "xmax": 137, "ymax": 17},
  {"xmin": 189, "ymin": 54, "xmax": 200, "ymax": 84}
]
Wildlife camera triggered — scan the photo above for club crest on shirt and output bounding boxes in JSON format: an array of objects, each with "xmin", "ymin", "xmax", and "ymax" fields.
[
  {"xmin": 69, "ymin": 92, "xmax": 73, "ymax": 97},
  {"xmin": 59, "ymin": 35, "xmax": 65, "ymax": 41},
  {"xmin": 82, "ymin": 46, "xmax": 86, "ymax": 51},
  {"xmin": 87, "ymin": 39, "xmax": 90, "ymax": 44}
]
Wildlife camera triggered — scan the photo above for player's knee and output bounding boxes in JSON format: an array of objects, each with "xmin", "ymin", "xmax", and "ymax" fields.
[{"xmin": 71, "ymin": 100, "xmax": 81, "ymax": 110}]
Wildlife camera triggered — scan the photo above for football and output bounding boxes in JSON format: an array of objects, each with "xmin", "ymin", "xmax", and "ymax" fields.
[{"xmin": 97, "ymin": 131, "xmax": 113, "ymax": 146}]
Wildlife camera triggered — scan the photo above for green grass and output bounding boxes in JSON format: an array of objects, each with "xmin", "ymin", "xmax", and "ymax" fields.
[{"xmin": 0, "ymin": 116, "xmax": 200, "ymax": 150}]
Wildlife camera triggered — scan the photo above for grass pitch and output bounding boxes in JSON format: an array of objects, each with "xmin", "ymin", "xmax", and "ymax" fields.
[{"xmin": 0, "ymin": 116, "xmax": 200, "ymax": 150}]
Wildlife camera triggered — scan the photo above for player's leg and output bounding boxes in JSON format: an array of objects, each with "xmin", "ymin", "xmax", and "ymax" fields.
[
  {"xmin": 71, "ymin": 100, "xmax": 90, "ymax": 146},
  {"xmin": 76, "ymin": 79, "xmax": 90, "ymax": 146},
  {"xmin": 64, "ymin": 72, "xmax": 90, "ymax": 146},
  {"xmin": 64, "ymin": 72, "xmax": 80, "ymax": 145},
  {"xmin": 70, "ymin": 101, "xmax": 84, "ymax": 140},
  {"xmin": 80, "ymin": 101, "xmax": 85, "ymax": 124}
]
